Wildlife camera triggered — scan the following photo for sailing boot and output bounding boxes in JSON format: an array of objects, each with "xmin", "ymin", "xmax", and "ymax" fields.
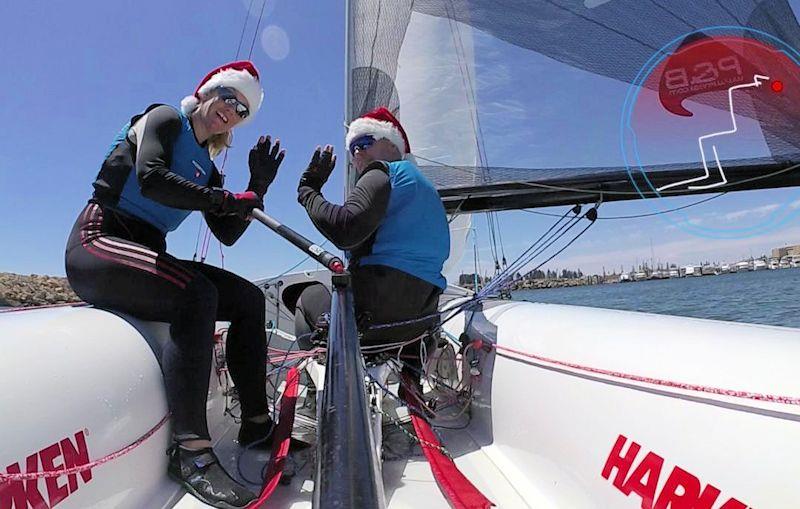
[
  {"xmin": 237, "ymin": 416, "xmax": 274, "ymax": 449},
  {"xmin": 167, "ymin": 445, "xmax": 256, "ymax": 509}
]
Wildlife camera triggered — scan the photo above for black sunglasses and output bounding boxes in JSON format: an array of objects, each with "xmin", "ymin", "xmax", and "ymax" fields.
[
  {"xmin": 348, "ymin": 135, "xmax": 376, "ymax": 156},
  {"xmin": 216, "ymin": 87, "xmax": 250, "ymax": 119}
]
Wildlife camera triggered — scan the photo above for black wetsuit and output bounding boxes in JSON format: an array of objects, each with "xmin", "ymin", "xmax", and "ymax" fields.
[{"xmin": 65, "ymin": 105, "xmax": 268, "ymax": 441}]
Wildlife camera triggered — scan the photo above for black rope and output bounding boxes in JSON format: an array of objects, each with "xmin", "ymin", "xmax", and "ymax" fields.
[
  {"xmin": 485, "ymin": 212, "xmax": 501, "ymax": 272},
  {"xmin": 444, "ymin": 1, "xmax": 506, "ymax": 274},
  {"xmin": 712, "ymin": 0, "xmax": 743, "ymax": 25},
  {"xmin": 234, "ymin": 0, "xmax": 255, "ymax": 59},
  {"xmin": 247, "ymin": 0, "xmax": 269, "ymax": 60},
  {"xmin": 522, "ymin": 192, "xmax": 726, "ymax": 220},
  {"xmin": 646, "ymin": 0, "xmax": 698, "ymax": 31},
  {"xmin": 434, "ymin": 205, "xmax": 597, "ymax": 330},
  {"xmin": 486, "ymin": 207, "xmax": 584, "ymax": 292},
  {"xmin": 523, "ymin": 218, "xmax": 597, "ymax": 280},
  {"xmin": 261, "ymin": 239, "xmax": 332, "ymax": 283},
  {"xmin": 496, "ymin": 214, "xmax": 507, "ymax": 269}
]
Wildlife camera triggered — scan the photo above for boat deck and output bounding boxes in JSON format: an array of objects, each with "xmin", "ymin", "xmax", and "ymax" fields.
[{"xmin": 172, "ymin": 390, "xmax": 527, "ymax": 508}]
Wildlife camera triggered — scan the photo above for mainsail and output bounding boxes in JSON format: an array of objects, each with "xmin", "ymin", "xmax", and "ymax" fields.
[
  {"xmin": 347, "ymin": 3, "xmax": 481, "ymax": 282},
  {"xmin": 347, "ymin": 0, "xmax": 800, "ymax": 213}
]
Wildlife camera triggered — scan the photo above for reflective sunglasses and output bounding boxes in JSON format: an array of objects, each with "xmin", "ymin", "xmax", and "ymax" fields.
[
  {"xmin": 349, "ymin": 135, "xmax": 376, "ymax": 155},
  {"xmin": 216, "ymin": 87, "xmax": 250, "ymax": 119}
]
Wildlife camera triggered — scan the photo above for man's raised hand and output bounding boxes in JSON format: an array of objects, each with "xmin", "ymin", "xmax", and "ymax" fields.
[{"xmin": 298, "ymin": 145, "xmax": 337, "ymax": 192}]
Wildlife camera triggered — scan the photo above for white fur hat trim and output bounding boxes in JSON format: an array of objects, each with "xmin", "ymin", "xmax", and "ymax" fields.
[
  {"xmin": 346, "ymin": 117, "xmax": 408, "ymax": 154},
  {"xmin": 180, "ymin": 68, "xmax": 263, "ymax": 126}
]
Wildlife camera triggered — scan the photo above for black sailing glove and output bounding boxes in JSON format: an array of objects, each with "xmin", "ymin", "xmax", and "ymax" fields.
[
  {"xmin": 214, "ymin": 190, "xmax": 264, "ymax": 220},
  {"xmin": 298, "ymin": 145, "xmax": 336, "ymax": 193},
  {"xmin": 248, "ymin": 135, "xmax": 285, "ymax": 198}
]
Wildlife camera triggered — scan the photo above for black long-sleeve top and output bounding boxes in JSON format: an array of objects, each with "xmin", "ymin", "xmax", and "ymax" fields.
[
  {"xmin": 297, "ymin": 164, "xmax": 391, "ymax": 251},
  {"xmin": 92, "ymin": 105, "xmax": 249, "ymax": 245}
]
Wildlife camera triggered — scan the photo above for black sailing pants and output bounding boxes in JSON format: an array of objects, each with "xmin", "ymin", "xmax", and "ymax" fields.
[
  {"xmin": 65, "ymin": 203, "xmax": 268, "ymax": 441},
  {"xmin": 294, "ymin": 264, "xmax": 442, "ymax": 377}
]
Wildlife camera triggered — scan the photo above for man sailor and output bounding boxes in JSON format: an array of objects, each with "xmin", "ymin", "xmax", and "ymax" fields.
[{"xmin": 292, "ymin": 107, "xmax": 450, "ymax": 394}]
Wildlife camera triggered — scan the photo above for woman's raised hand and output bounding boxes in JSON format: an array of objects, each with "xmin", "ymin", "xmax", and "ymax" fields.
[{"xmin": 248, "ymin": 135, "xmax": 285, "ymax": 197}]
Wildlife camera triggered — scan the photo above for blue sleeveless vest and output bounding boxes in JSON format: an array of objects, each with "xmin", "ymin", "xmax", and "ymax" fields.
[
  {"xmin": 358, "ymin": 160, "xmax": 449, "ymax": 289},
  {"xmin": 113, "ymin": 107, "xmax": 213, "ymax": 233}
]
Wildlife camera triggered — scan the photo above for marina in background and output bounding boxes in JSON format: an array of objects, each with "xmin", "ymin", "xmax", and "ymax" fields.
[{"xmin": 460, "ymin": 243, "xmax": 800, "ymax": 290}]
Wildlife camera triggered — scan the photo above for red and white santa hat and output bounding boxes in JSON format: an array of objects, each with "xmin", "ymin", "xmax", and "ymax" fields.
[
  {"xmin": 346, "ymin": 107, "xmax": 413, "ymax": 159},
  {"xmin": 180, "ymin": 60, "xmax": 263, "ymax": 125}
]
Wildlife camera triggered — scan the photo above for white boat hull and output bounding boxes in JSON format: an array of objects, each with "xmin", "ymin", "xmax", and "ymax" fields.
[
  {"xmin": 442, "ymin": 300, "xmax": 800, "ymax": 508},
  {"xmin": 2, "ymin": 297, "xmax": 799, "ymax": 508},
  {"xmin": 0, "ymin": 307, "xmax": 230, "ymax": 509}
]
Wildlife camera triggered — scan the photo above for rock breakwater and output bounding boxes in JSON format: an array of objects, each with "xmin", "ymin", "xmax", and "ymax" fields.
[{"xmin": 0, "ymin": 272, "xmax": 80, "ymax": 307}]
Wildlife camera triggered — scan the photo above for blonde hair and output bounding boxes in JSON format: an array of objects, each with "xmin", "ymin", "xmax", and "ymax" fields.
[
  {"xmin": 207, "ymin": 131, "xmax": 232, "ymax": 159},
  {"xmin": 192, "ymin": 90, "xmax": 234, "ymax": 159}
]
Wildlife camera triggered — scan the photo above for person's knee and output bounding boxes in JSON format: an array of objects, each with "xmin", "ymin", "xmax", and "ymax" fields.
[
  {"xmin": 297, "ymin": 284, "xmax": 330, "ymax": 322},
  {"xmin": 294, "ymin": 283, "xmax": 331, "ymax": 348}
]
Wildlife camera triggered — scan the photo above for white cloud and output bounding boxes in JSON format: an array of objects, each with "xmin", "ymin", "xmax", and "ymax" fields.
[
  {"xmin": 662, "ymin": 216, "xmax": 704, "ymax": 230},
  {"xmin": 722, "ymin": 203, "xmax": 780, "ymax": 221}
]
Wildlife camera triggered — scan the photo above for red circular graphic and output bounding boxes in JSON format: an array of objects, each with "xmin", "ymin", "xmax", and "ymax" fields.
[
  {"xmin": 624, "ymin": 29, "xmax": 800, "ymax": 239},
  {"xmin": 655, "ymin": 36, "xmax": 796, "ymax": 117}
]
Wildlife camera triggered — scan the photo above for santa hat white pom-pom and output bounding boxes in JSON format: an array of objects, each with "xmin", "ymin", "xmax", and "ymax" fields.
[{"xmin": 180, "ymin": 95, "xmax": 200, "ymax": 115}]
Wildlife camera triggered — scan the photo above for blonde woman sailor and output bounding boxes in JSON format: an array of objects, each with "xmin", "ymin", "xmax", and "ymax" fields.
[{"xmin": 65, "ymin": 61, "xmax": 283, "ymax": 508}]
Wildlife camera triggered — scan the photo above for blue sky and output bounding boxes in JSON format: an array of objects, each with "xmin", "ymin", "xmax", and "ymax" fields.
[
  {"xmin": 1, "ymin": 1, "xmax": 799, "ymax": 281},
  {"xmin": 0, "ymin": 0, "xmax": 344, "ymax": 280}
]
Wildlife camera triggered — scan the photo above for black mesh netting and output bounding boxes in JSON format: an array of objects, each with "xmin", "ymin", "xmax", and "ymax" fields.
[{"xmin": 349, "ymin": 0, "xmax": 800, "ymax": 211}]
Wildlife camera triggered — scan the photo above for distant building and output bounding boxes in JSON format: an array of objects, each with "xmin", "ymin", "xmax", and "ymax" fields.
[{"xmin": 772, "ymin": 244, "xmax": 800, "ymax": 258}]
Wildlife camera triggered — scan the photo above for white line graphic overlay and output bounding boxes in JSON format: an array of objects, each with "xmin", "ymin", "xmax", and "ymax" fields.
[{"xmin": 657, "ymin": 74, "xmax": 770, "ymax": 192}]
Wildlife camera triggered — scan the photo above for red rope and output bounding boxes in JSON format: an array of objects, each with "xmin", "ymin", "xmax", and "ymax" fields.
[
  {"xmin": 200, "ymin": 227, "xmax": 213, "ymax": 262},
  {"xmin": 410, "ymin": 414, "xmax": 493, "ymax": 509},
  {"xmin": 0, "ymin": 413, "xmax": 170, "ymax": 481},
  {"xmin": 394, "ymin": 375, "xmax": 493, "ymax": 509},
  {"xmin": 492, "ymin": 343, "xmax": 800, "ymax": 406},
  {"xmin": 248, "ymin": 367, "xmax": 300, "ymax": 508}
]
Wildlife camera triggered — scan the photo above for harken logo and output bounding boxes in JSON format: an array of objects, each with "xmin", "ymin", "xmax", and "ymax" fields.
[
  {"xmin": 0, "ymin": 430, "xmax": 93, "ymax": 509},
  {"xmin": 602, "ymin": 434, "xmax": 748, "ymax": 509}
]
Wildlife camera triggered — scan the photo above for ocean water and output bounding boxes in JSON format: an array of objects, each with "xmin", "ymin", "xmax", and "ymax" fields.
[
  {"xmin": 3, "ymin": 270, "xmax": 798, "ymax": 328},
  {"xmin": 513, "ymin": 267, "xmax": 800, "ymax": 328}
]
